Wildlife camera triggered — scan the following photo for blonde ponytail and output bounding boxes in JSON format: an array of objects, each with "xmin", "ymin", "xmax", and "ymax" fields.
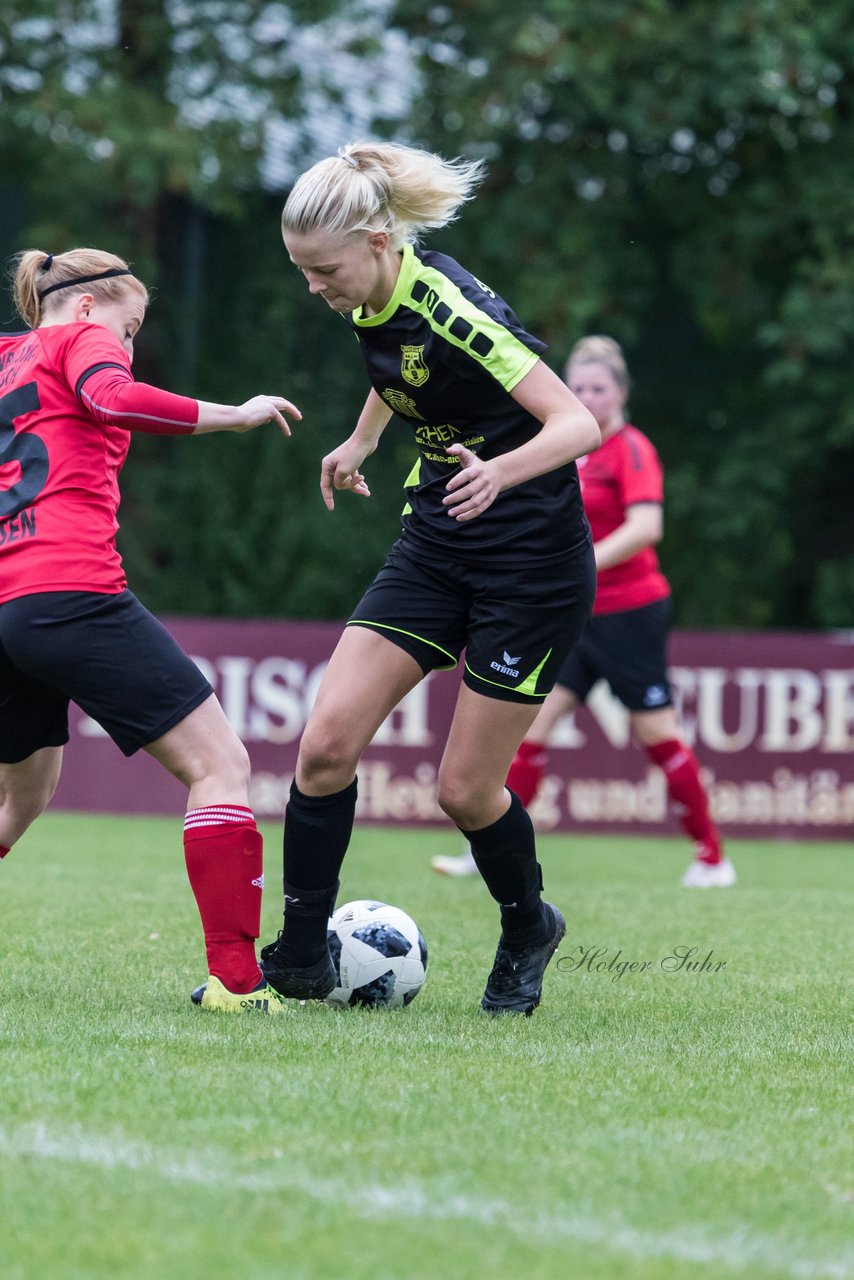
[{"xmin": 282, "ymin": 140, "xmax": 485, "ymax": 250}]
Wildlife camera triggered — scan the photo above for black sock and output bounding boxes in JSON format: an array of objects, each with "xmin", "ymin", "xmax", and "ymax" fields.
[
  {"xmin": 283, "ymin": 777, "xmax": 357, "ymax": 889},
  {"xmin": 275, "ymin": 778, "xmax": 356, "ymax": 963},
  {"xmin": 460, "ymin": 791, "xmax": 549, "ymax": 943}
]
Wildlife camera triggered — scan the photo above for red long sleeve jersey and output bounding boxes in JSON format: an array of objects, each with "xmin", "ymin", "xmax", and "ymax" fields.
[
  {"xmin": 577, "ymin": 423, "xmax": 671, "ymax": 615},
  {"xmin": 0, "ymin": 322, "xmax": 197, "ymax": 603}
]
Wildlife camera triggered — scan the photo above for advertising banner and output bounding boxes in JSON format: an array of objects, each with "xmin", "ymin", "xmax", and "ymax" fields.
[{"xmin": 52, "ymin": 619, "xmax": 854, "ymax": 841}]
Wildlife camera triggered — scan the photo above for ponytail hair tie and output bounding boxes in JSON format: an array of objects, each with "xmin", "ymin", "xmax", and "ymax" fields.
[
  {"xmin": 42, "ymin": 254, "xmax": 54, "ymax": 271},
  {"xmin": 338, "ymin": 150, "xmax": 359, "ymax": 170}
]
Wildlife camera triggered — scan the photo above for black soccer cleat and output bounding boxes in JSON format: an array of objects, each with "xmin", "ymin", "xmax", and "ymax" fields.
[
  {"xmin": 481, "ymin": 902, "xmax": 566, "ymax": 1017},
  {"xmin": 260, "ymin": 934, "xmax": 336, "ymax": 1001}
]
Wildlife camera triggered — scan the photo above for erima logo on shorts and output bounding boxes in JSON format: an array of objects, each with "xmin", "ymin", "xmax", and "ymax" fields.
[
  {"xmin": 491, "ymin": 650, "xmax": 521, "ymax": 678},
  {"xmin": 643, "ymin": 685, "xmax": 668, "ymax": 706}
]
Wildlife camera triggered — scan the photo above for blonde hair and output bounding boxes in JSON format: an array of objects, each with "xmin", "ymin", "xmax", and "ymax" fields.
[
  {"xmin": 12, "ymin": 248, "xmax": 148, "ymax": 329},
  {"xmin": 282, "ymin": 140, "xmax": 486, "ymax": 251},
  {"xmin": 565, "ymin": 334, "xmax": 631, "ymax": 394}
]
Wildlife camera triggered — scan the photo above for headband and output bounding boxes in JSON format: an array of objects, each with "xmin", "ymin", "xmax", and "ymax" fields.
[{"xmin": 38, "ymin": 268, "xmax": 134, "ymax": 300}]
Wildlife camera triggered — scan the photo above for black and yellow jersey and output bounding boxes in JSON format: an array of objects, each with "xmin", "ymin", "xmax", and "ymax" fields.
[{"xmin": 348, "ymin": 244, "xmax": 589, "ymax": 563}]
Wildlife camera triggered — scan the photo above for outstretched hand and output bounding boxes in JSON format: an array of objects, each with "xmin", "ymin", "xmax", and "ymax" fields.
[
  {"xmin": 443, "ymin": 443, "xmax": 502, "ymax": 521},
  {"xmin": 236, "ymin": 395, "xmax": 302, "ymax": 437}
]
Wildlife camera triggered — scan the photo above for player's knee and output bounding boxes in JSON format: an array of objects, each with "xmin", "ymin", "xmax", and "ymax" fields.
[
  {"xmin": 297, "ymin": 722, "xmax": 359, "ymax": 790},
  {"xmin": 436, "ymin": 776, "xmax": 483, "ymax": 828},
  {"xmin": 197, "ymin": 734, "xmax": 251, "ymax": 795},
  {"xmin": 222, "ymin": 736, "xmax": 252, "ymax": 790},
  {"xmin": 3, "ymin": 785, "xmax": 52, "ymax": 844}
]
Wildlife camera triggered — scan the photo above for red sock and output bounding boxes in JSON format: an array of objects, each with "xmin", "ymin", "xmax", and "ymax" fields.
[
  {"xmin": 645, "ymin": 740, "xmax": 722, "ymax": 863},
  {"xmin": 506, "ymin": 740, "xmax": 549, "ymax": 807},
  {"xmin": 0, "ymin": 845, "xmax": 9, "ymax": 860},
  {"xmin": 183, "ymin": 805, "xmax": 264, "ymax": 993}
]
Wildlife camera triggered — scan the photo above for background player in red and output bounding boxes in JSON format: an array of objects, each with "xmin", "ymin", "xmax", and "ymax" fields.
[
  {"xmin": 433, "ymin": 334, "xmax": 736, "ymax": 888},
  {"xmin": 0, "ymin": 246, "xmax": 303, "ymax": 1011}
]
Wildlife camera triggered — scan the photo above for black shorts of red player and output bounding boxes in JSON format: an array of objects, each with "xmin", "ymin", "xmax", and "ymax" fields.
[
  {"xmin": 556, "ymin": 595, "xmax": 674, "ymax": 712},
  {"xmin": 0, "ymin": 590, "xmax": 213, "ymax": 763},
  {"xmin": 346, "ymin": 534, "xmax": 596, "ymax": 704}
]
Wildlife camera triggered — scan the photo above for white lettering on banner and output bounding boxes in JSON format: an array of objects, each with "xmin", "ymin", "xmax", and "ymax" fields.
[
  {"xmin": 563, "ymin": 770, "xmax": 668, "ymax": 826},
  {"xmin": 74, "ymin": 649, "xmax": 854, "ymax": 762},
  {"xmin": 251, "ymin": 762, "xmax": 854, "ymax": 829},
  {"xmin": 820, "ymin": 670, "xmax": 854, "ymax": 751},
  {"xmin": 586, "ymin": 682, "xmax": 633, "ymax": 747},
  {"xmin": 707, "ymin": 769, "xmax": 854, "ymax": 826},
  {"xmin": 248, "ymin": 658, "xmax": 320, "ymax": 744},
  {"xmin": 213, "ymin": 656, "xmax": 327, "ymax": 743},
  {"xmin": 77, "ymin": 655, "xmax": 431, "ymax": 747},
  {"xmin": 671, "ymin": 667, "xmax": 762, "ymax": 753},
  {"xmin": 534, "ymin": 666, "xmax": 854, "ymax": 756},
  {"xmin": 249, "ymin": 761, "xmax": 444, "ymax": 821},
  {"xmin": 217, "ymin": 656, "xmax": 252, "ymax": 736},
  {"xmin": 760, "ymin": 669, "xmax": 824, "ymax": 752},
  {"xmin": 512, "ymin": 766, "xmax": 854, "ymax": 830},
  {"xmin": 200, "ymin": 656, "xmax": 429, "ymax": 746},
  {"xmin": 358, "ymin": 761, "xmax": 444, "ymax": 820}
]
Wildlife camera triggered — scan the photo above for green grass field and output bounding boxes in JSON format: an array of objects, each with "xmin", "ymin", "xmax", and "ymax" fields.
[{"xmin": 1, "ymin": 813, "xmax": 851, "ymax": 1280}]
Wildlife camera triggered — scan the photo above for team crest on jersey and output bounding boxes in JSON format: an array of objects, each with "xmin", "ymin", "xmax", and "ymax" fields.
[{"xmin": 400, "ymin": 344, "xmax": 429, "ymax": 387}]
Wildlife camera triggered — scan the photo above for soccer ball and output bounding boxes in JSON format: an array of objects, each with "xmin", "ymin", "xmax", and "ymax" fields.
[{"xmin": 326, "ymin": 899, "xmax": 428, "ymax": 1009}]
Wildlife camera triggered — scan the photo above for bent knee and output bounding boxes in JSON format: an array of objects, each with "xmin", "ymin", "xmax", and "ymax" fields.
[
  {"xmin": 436, "ymin": 778, "xmax": 483, "ymax": 828},
  {"xmin": 297, "ymin": 724, "xmax": 360, "ymax": 790},
  {"xmin": 219, "ymin": 736, "xmax": 252, "ymax": 790},
  {"xmin": 191, "ymin": 733, "xmax": 251, "ymax": 795}
]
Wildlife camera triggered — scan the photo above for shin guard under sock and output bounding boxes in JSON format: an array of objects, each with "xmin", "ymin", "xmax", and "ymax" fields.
[
  {"xmin": 460, "ymin": 791, "xmax": 548, "ymax": 943},
  {"xmin": 183, "ymin": 805, "xmax": 264, "ymax": 993}
]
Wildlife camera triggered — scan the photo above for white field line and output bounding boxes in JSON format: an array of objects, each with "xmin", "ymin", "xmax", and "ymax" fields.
[{"xmin": 0, "ymin": 1123, "xmax": 849, "ymax": 1280}]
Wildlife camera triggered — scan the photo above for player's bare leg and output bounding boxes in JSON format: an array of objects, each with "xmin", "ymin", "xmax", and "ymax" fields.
[
  {"xmin": 262, "ymin": 627, "xmax": 425, "ymax": 999},
  {"xmin": 0, "ymin": 746, "xmax": 63, "ymax": 858},
  {"xmin": 438, "ymin": 686, "xmax": 566, "ymax": 1015},
  {"xmin": 431, "ymin": 685, "xmax": 580, "ymax": 876}
]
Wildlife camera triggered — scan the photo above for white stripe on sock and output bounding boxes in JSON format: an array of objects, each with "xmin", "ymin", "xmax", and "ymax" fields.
[{"xmin": 183, "ymin": 805, "xmax": 254, "ymax": 830}]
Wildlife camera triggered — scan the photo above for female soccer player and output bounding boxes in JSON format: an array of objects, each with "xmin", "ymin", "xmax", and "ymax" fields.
[
  {"xmin": 260, "ymin": 140, "xmax": 601, "ymax": 1016},
  {"xmin": 0, "ymin": 247, "xmax": 302, "ymax": 1012},
  {"xmin": 433, "ymin": 335, "xmax": 735, "ymax": 888}
]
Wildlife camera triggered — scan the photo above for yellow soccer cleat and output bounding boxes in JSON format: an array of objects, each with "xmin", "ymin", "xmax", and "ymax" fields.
[{"xmin": 190, "ymin": 974, "xmax": 288, "ymax": 1013}]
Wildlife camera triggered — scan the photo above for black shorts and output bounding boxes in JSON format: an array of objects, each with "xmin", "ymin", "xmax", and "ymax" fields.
[
  {"xmin": 556, "ymin": 595, "xmax": 673, "ymax": 712},
  {"xmin": 0, "ymin": 590, "xmax": 213, "ymax": 763},
  {"xmin": 348, "ymin": 536, "xmax": 596, "ymax": 704}
]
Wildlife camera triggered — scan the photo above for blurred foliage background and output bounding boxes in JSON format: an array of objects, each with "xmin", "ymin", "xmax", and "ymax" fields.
[{"xmin": 1, "ymin": 0, "xmax": 852, "ymax": 627}]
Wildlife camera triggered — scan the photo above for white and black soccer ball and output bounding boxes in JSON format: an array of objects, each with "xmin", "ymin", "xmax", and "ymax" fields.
[{"xmin": 325, "ymin": 899, "xmax": 428, "ymax": 1009}]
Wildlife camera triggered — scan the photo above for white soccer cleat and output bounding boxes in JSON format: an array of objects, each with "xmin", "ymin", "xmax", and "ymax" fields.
[
  {"xmin": 681, "ymin": 856, "xmax": 737, "ymax": 888},
  {"xmin": 431, "ymin": 848, "xmax": 478, "ymax": 877}
]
